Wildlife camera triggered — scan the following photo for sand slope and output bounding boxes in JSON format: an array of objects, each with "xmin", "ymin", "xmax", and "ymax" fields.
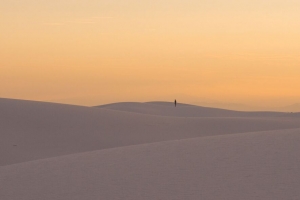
[
  {"xmin": 1, "ymin": 129, "xmax": 300, "ymax": 200},
  {"xmin": 1, "ymin": 98, "xmax": 300, "ymax": 200},
  {"xmin": 1, "ymin": 98, "xmax": 300, "ymax": 166}
]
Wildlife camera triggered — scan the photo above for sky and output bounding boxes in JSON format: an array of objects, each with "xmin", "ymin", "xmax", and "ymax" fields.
[{"xmin": 1, "ymin": 0, "xmax": 299, "ymax": 110}]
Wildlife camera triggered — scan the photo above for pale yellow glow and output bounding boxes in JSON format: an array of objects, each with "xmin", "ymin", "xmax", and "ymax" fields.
[{"xmin": 1, "ymin": 0, "xmax": 300, "ymax": 110}]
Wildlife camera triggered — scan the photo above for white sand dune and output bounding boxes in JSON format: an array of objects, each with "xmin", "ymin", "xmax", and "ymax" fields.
[
  {"xmin": 98, "ymin": 101, "xmax": 294, "ymax": 117},
  {"xmin": 1, "ymin": 98, "xmax": 300, "ymax": 199},
  {"xmin": 1, "ymin": 98, "xmax": 300, "ymax": 166},
  {"xmin": 1, "ymin": 128, "xmax": 300, "ymax": 200}
]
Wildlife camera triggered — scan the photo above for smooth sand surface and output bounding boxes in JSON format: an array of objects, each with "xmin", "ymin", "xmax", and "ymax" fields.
[
  {"xmin": 1, "ymin": 129, "xmax": 300, "ymax": 200},
  {"xmin": 1, "ymin": 98, "xmax": 300, "ymax": 199}
]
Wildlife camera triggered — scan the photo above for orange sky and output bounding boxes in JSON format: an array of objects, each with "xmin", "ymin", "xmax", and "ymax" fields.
[{"xmin": 1, "ymin": 0, "xmax": 299, "ymax": 110}]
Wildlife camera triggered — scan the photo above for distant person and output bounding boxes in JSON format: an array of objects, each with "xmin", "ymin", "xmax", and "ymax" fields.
[{"xmin": 175, "ymin": 99, "xmax": 177, "ymax": 107}]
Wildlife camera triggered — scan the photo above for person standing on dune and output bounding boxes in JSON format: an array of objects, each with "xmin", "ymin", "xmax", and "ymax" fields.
[{"xmin": 175, "ymin": 99, "xmax": 177, "ymax": 107}]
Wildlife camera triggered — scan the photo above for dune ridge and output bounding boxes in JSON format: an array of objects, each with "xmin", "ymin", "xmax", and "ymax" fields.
[{"xmin": 97, "ymin": 101, "xmax": 294, "ymax": 118}]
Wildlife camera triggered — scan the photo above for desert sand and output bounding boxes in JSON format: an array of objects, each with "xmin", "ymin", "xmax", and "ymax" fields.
[{"xmin": 1, "ymin": 98, "xmax": 300, "ymax": 199}]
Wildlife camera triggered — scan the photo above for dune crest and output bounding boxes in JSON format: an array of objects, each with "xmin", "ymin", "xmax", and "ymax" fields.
[{"xmin": 97, "ymin": 101, "xmax": 293, "ymax": 117}]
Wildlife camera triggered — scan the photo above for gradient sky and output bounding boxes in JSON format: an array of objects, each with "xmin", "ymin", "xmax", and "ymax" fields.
[{"xmin": 1, "ymin": 0, "xmax": 299, "ymax": 109}]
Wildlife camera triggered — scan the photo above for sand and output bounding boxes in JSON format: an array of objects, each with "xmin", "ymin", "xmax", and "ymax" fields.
[{"xmin": 1, "ymin": 98, "xmax": 300, "ymax": 199}]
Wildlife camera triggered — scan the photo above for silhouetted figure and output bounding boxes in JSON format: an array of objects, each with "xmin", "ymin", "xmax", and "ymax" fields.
[{"xmin": 175, "ymin": 99, "xmax": 177, "ymax": 107}]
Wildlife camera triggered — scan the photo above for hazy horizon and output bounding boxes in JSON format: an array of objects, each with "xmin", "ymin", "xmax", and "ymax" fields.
[
  {"xmin": 1, "ymin": 0, "xmax": 299, "ymax": 110},
  {"xmin": 1, "ymin": 97, "xmax": 300, "ymax": 112}
]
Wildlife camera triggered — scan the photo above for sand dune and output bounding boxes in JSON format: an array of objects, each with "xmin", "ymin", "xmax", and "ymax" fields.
[
  {"xmin": 1, "ymin": 98, "xmax": 300, "ymax": 166},
  {"xmin": 1, "ymin": 98, "xmax": 300, "ymax": 200},
  {"xmin": 1, "ymin": 128, "xmax": 300, "ymax": 200},
  {"xmin": 98, "ymin": 101, "xmax": 291, "ymax": 117}
]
